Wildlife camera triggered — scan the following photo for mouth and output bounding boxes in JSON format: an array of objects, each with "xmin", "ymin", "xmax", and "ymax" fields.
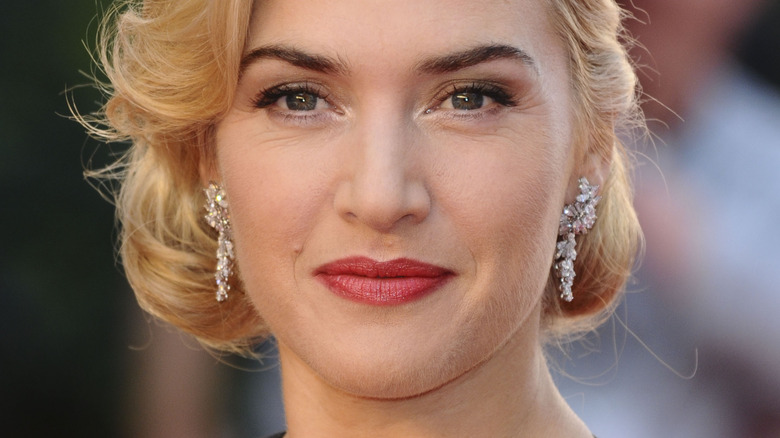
[{"xmin": 314, "ymin": 256, "xmax": 454, "ymax": 305}]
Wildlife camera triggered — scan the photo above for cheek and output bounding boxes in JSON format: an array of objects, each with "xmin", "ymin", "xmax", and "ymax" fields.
[
  {"xmin": 222, "ymin": 161, "xmax": 312, "ymax": 249},
  {"xmin": 438, "ymin": 129, "xmax": 567, "ymax": 257},
  {"xmin": 214, "ymin": 122, "xmax": 333, "ymax": 296},
  {"xmin": 437, "ymin": 126, "xmax": 568, "ymax": 314}
]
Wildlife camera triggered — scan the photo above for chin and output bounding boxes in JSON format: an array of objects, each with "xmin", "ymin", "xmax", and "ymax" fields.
[
  {"xmin": 296, "ymin": 313, "xmax": 514, "ymax": 400},
  {"xmin": 315, "ymin": 351, "xmax": 470, "ymax": 400},
  {"xmin": 271, "ymin": 261, "xmax": 546, "ymax": 400}
]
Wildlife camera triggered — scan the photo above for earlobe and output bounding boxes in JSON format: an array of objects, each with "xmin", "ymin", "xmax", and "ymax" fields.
[
  {"xmin": 199, "ymin": 156, "xmax": 220, "ymax": 187},
  {"xmin": 197, "ymin": 130, "xmax": 222, "ymax": 186},
  {"xmin": 588, "ymin": 145, "xmax": 611, "ymax": 188},
  {"xmin": 567, "ymin": 141, "xmax": 612, "ymax": 197}
]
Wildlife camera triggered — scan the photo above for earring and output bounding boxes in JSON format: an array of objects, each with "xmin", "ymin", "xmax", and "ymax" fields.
[
  {"xmin": 554, "ymin": 177, "xmax": 601, "ymax": 302},
  {"xmin": 204, "ymin": 182, "xmax": 234, "ymax": 303}
]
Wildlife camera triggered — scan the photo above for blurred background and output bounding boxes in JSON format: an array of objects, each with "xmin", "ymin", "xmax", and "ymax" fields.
[
  {"xmin": 1, "ymin": 0, "xmax": 778, "ymax": 437},
  {"xmin": 554, "ymin": 1, "xmax": 780, "ymax": 438}
]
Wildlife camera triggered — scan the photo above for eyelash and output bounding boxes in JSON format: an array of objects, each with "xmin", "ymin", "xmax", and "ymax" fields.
[
  {"xmin": 436, "ymin": 82, "xmax": 518, "ymax": 109},
  {"xmin": 252, "ymin": 81, "xmax": 330, "ymax": 109},
  {"xmin": 249, "ymin": 80, "xmax": 519, "ymax": 123}
]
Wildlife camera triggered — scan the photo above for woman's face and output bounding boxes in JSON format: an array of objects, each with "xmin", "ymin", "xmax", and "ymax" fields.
[{"xmin": 215, "ymin": 0, "xmax": 577, "ymax": 398}]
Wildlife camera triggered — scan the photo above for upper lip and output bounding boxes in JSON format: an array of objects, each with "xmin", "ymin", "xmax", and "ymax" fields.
[{"xmin": 314, "ymin": 256, "xmax": 453, "ymax": 278}]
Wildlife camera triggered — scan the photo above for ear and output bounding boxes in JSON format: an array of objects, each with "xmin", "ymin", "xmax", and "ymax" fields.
[
  {"xmin": 566, "ymin": 139, "xmax": 612, "ymax": 199},
  {"xmin": 198, "ymin": 148, "xmax": 220, "ymax": 187},
  {"xmin": 582, "ymin": 143, "xmax": 611, "ymax": 188}
]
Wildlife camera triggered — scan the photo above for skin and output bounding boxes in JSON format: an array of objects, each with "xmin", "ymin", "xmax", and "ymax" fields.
[{"xmin": 212, "ymin": 0, "xmax": 603, "ymax": 436}]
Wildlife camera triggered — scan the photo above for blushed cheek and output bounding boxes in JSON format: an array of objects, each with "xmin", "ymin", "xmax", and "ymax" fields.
[
  {"xmin": 211, "ymin": 134, "xmax": 298, "ymax": 296},
  {"xmin": 454, "ymin": 133, "xmax": 565, "ymax": 311},
  {"xmin": 444, "ymin": 141, "xmax": 563, "ymax": 252},
  {"xmin": 225, "ymin": 170, "xmax": 323, "ymax": 270},
  {"xmin": 224, "ymin": 188, "xmax": 317, "ymax": 325}
]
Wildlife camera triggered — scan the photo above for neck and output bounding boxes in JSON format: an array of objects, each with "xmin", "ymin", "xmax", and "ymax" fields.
[{"xmin": 278, "ymin": 322, "xmax": 590, "ymax": 438}]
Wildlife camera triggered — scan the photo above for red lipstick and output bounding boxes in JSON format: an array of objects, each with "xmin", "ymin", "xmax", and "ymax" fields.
[{"xmin": 314, "ymin": 257, "xmax": 453, "ymax": 305}]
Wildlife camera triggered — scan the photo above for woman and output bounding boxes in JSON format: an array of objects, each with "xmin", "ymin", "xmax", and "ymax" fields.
[{"xmin": 84, "ymin": 0, "xmax": 641, "ymax": 436}]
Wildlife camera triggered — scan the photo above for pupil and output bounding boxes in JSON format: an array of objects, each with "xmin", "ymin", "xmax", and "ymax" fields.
[
  {"xmin": 452, "ymin": 92, "xmax": 483, "ymax": 110},
  {"xmin": 286, "ymin": 92, "xmax": 318, "ymax": 111}
]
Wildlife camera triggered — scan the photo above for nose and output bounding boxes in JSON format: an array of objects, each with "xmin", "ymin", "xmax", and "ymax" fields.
[{"xmin": 333, "ymin": 115, "xmax": 431, "ymax": 232}]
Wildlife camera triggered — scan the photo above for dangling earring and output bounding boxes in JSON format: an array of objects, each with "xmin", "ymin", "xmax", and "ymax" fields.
[
  {"xmin": 204, "ymin": 182, "xmax": 234, "ymax": 303},
  {"xmin": 554, "ymin": 177, "xmax": 601, "ymax": 302}
]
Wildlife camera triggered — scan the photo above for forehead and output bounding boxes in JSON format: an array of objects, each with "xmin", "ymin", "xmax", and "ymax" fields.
[{"xmin": 247, "ymin": 0, "xmax": 561, "ymax": 74}]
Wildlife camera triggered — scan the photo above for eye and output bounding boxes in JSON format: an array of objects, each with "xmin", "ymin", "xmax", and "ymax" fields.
[
  {"xmin": 279, "ymin": 91, "xmax": 330, "ymax": 111},
  {"xmin": 253, "ymin": 83, "xmax": 332, "ymax": 112},
  {"xmin": 445, "ymin": 91, "xmax": 487, "ymax": 111},
  {"xmin": 433, "ymin": 82, "xmax": 517, "ymax": 113}
]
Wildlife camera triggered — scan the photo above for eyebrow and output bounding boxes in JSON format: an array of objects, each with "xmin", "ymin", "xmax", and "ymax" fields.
[
  {"xmin": 240, "ymin": 45, "xmax": 346, "ymax": 75},
  {"xmin": 416, "ymin": 44, "xmax": 536, "ymax": 74},
  {"xmin": 239, "ymin": 43, "xmax": 535, "ymax": 76}
]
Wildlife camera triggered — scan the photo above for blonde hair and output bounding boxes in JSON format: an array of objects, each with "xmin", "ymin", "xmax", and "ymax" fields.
[
  {"xmin": 542, "ymin": 0, "xmax": 642, "ymax": 340},
  {"xmin": 80, "ymin": 0, "xmax": 642, "ymax": 354}
]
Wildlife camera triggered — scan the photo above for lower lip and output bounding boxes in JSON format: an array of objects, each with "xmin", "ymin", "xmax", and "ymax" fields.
[{"xmin": 315, "ymin": 258, "xmax": 453, "ymax": 305}]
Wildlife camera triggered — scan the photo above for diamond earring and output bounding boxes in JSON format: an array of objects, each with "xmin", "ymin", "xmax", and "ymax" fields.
[
  {"xmin": 554, "ymin": 177, "xmax": 601, "ymax": 302},
  {"xmin": 204, "ymin": 182, "xmax": 234, "ymax": 303}
]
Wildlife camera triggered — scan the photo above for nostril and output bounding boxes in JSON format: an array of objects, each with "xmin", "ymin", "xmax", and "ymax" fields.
[
  {"xmin": 333, "ymin": 175, "xmax": 431, "ymax": 231},
  {"xmin": 333, "ymin": 119, "xmax": 431, "ymax": 231}
]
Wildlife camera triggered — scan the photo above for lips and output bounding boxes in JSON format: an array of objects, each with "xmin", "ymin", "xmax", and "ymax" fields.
[{"xmin": 314, "ymin": 257, "xmax": 454, "ymax": 305}]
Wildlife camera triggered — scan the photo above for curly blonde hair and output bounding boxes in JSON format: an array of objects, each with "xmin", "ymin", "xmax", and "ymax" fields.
[{"xmin": 80, "ymin": 0, "xmax": 642, "ymax": 355}]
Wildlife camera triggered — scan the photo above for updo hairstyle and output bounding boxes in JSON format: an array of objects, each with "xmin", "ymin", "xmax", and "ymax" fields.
[{"xmin": 80, "ymin": 0, "xmax": 642, "ymax": 354}]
